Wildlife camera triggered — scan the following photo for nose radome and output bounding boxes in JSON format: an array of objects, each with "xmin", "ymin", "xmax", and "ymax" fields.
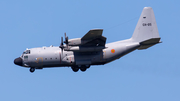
[{"xmin": 14, "ymin": 57, "xmax": 23, "ymax": 66}]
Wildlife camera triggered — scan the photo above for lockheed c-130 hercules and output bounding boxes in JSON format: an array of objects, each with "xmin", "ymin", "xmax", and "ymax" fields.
[{"xmin": 14, "ymin": 7, "xmax": 161, "ymax": 73}]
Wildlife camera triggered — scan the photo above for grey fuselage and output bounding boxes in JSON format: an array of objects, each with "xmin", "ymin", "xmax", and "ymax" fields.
[{"xmin": 20, "ymin": 39, "xmax": 139, "ymax": 68}]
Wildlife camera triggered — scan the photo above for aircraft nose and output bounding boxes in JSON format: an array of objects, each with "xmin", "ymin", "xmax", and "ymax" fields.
[{"xmin": 14, "ymin": 57, "xmax": 23, "ymax": 66}]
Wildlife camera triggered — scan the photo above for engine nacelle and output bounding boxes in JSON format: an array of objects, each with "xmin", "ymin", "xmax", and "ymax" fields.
[{"xmin": 64, "ymin": 46, "xmax": 105, "ymax": 52}]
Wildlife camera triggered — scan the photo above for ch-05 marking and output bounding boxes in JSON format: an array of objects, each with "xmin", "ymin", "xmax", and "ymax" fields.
[{"xmin": 142, "ymin": 23, "xmax": 152, "ymax": 26}]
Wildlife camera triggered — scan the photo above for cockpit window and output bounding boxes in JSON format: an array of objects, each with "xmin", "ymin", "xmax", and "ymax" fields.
[
  {"xmin": 27, "ymin": 50, "xmax": 30, "ymax": 54},
  {"xmin": 23, "ymin": 50, "xmax": 31, "ymax": 54},
  {"xmin": 21, "ymin": 50, "xmax": 31, "ymax": 58}
]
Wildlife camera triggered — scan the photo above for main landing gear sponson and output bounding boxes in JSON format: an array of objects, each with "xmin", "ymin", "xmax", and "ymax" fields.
[{"xmin": 29, "ymin": 67, "xmax": 35, "ymax": 73}]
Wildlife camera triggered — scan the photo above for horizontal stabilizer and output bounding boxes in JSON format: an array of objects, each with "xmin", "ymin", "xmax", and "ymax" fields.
[{"xmin": 138, "ymin": 38, "xmax": 161, "ymax": 50}]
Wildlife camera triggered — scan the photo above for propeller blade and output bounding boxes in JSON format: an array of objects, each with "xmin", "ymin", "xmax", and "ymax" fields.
[
  {"xmin": 61, "ymin": 37, "xmax": 63, "ymax": 46},
  {"xmin": 59, "ymin": 36, "xmax": 64, "ymax": 50},
  {"xmin": 64, "ymin": 32, "xmax": 67, "ymax": 38},
  {"xmin": 64, "ymin": 32, "xmax": 69, "ymax": 48}
]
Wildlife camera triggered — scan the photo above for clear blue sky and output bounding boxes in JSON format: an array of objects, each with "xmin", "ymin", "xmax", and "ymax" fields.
[{"xmin": 1, "ymin": 0, "xmax": 180, "ymax": 101}]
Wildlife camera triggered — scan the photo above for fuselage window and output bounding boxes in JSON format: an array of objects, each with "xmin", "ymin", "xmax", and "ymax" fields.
[{"xmin": 24, "ymin": 56, "xmax": 28, "ymax": 59}]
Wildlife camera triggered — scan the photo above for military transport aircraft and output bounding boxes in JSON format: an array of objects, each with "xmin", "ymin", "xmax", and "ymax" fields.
[{"xmin": 14, "ymin": 7, "xmax": 161, "ymax": 73}]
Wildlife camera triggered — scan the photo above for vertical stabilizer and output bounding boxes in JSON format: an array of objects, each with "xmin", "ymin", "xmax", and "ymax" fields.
[{"xmin": 132, "ymin": 7, "xmax": 160, "ymax": 44}]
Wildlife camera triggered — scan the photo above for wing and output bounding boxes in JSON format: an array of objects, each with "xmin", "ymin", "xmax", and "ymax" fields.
[
  {"xmin": 64, "ymin": 29, "xmax": 106, "ymax": 52},
  {"xmin": 81, "ymin": 29, "xmax": 106, "ymax": 47},
  {"xmin": 82, "ymin": 29, "xmax": 103, "ymax": 40}
]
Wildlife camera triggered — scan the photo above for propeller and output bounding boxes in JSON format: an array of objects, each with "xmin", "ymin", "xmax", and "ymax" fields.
[
  {"xmin": 59, "ymin": 37, "xmax": 64, "ymax": 51},
  {"xmin": 59, "ymin": 36, "xmax": 64, "ymax": 62},
  {"xmin": 64, "ymin": 32, "xmax": 69, "ymax": 47},
  {"xmin": 59, "ymin": 32, "xmax": 69, "ymax": 52}
]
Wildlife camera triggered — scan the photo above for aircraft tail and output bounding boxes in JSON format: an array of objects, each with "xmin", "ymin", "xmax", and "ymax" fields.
[{"xmin": 131, "ymin": 7, "xmax": 161, "ymax": 50}]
